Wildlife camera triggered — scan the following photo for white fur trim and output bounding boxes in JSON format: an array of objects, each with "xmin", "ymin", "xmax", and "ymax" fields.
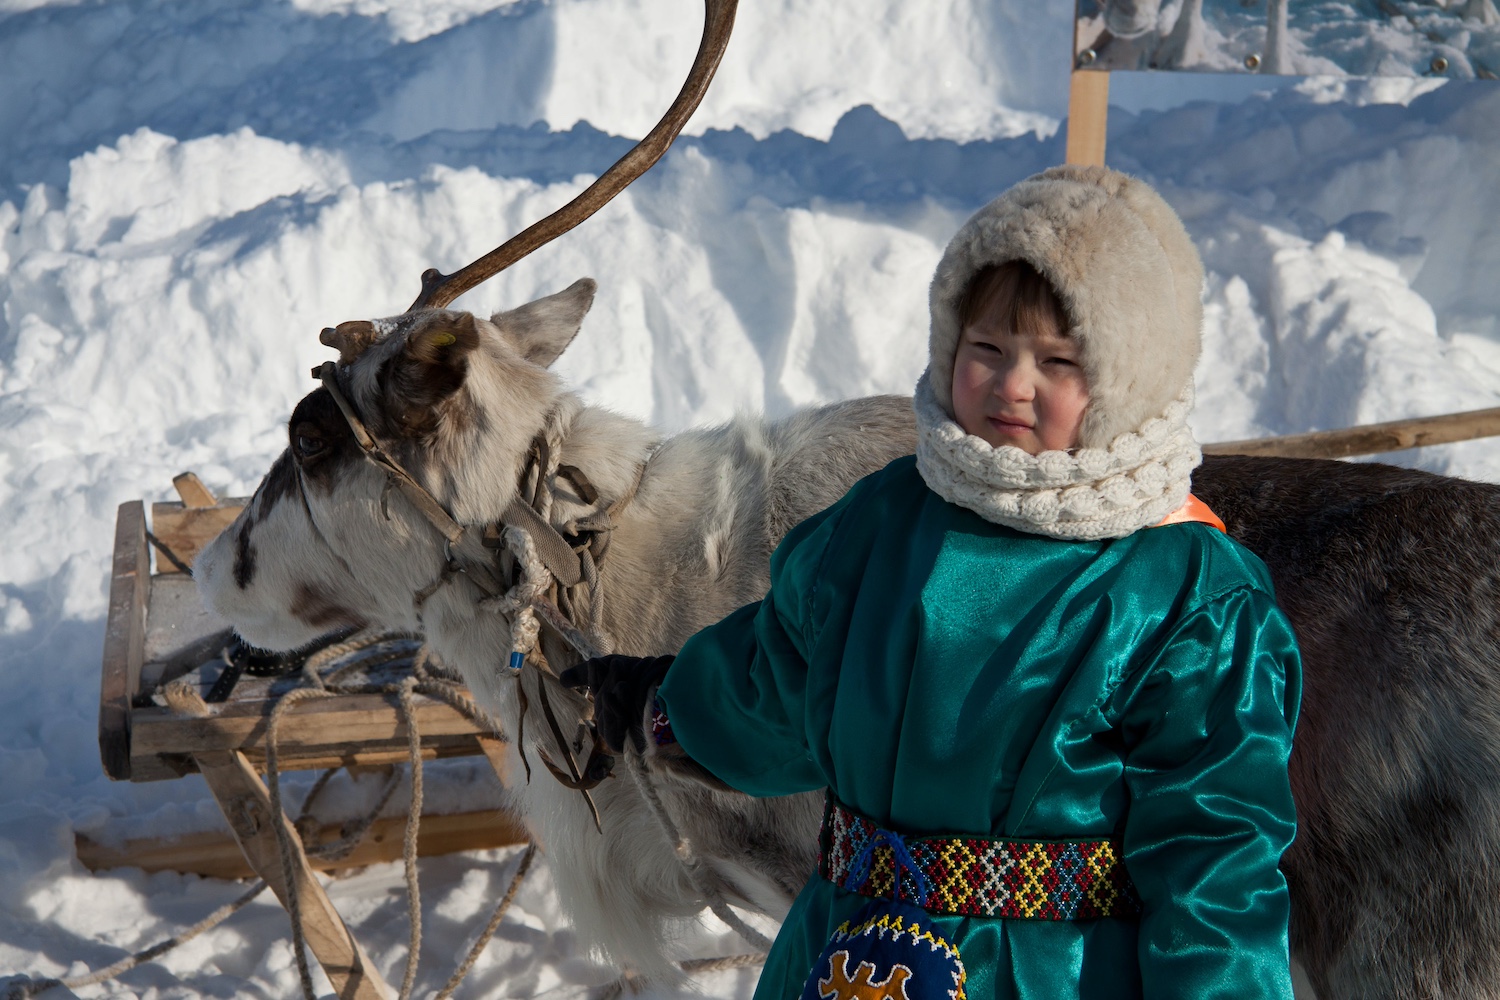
[
  {"xmin": 927, "ymin": 165, "xmax": 1204, "ymax": 448},
  {"xmin": 913, "ymin": 371, "xmax": 1200, "ymax": 540}
]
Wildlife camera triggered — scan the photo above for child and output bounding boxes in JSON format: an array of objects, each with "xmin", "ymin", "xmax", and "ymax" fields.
[{"xmin": 566, "ymin": 165, "xmax": 1301, "ymax": 1000}]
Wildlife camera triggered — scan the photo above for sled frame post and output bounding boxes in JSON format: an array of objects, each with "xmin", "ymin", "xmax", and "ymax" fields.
[
  {"xmin": 1066, "ymin": 69, "xmax": 1110, "ymax": 166},
  {"xmin": 194, "ymin": 748, "xmax": 395, "ymax": 1000}
]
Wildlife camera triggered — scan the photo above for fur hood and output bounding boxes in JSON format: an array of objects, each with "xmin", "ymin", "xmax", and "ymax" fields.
[{"xmin": 925, "ymin": 164, "xmax": 1203, "ymax": 448}]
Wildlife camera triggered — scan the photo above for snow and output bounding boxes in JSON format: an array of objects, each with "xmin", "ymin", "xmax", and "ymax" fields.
[
  {"xmin": 1076, "ymin": 0, "xmax": 1500, "ymax": 78},
  {"xmin": 1, "ymin": 0, "xmax": 1499, "ymax": 996}
]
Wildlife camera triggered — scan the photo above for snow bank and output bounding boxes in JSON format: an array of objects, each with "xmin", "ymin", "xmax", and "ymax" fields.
[
  {"xmin": 0, "ymin": 0, "xmax": 1068, "ymax": 199},
  {"xmin": 3, "ymin": 0, "xmax": 1500, "ymax": 995}
]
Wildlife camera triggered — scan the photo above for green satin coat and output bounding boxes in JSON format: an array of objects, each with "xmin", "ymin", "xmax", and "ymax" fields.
[{"xmin": 657, "ymin": 457, "xmax": 1301, "ymax": 1000}]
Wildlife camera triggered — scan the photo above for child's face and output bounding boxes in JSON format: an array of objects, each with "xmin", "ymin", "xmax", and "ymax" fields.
[{"xmin": 951, "ymin": 306, "xmax": 1090, "ymax": 455}]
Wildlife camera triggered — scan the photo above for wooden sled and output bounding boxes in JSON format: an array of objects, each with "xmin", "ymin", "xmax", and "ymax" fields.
[{"xmin": 96, "ymin": 473, "xmax": 527, "ymax": 1000}]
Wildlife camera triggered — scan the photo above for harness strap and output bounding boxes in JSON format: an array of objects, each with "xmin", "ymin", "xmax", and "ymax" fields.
[
  {"xmin": 316, "ymin": 362, "xmax": 467, "ymax": 546},
  {"xmin": 311, "ymin": 360, "xmax": 624, "ymax": 808},
  {"xmin": 503, "ymin": 497, "xmax": 584, "ymax": 587},
  {"xmin": 319, "ymin": 361, "xmax": 585, "ymax": 590}
]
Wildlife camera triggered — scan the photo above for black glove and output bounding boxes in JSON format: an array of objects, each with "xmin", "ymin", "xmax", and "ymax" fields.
[{"xmin": 559, "ymin": 654, "xmax": 674, "ymax": 753}]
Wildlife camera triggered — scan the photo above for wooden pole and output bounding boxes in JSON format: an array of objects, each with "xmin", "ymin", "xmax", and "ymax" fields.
[
  {"xmin": 1204, "ymin": 405, "xmax": 1500, "ymax": 461},
  {"xmin": 195, "ymin": 750, "xmax": 394, "ymax": 1000},
  {"xmin": 1065, "ymin": 70, "xmax": 1110, "ymax": 166},
  {"xmin": 75, "ymin": 808, "xmax": 528, "ymax": 880}
]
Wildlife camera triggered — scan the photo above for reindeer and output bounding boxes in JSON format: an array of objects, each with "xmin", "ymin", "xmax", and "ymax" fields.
[
  {"xmin": 1191, "ymin": 453, "xmax": 1500, "ymax": 1000},
  {"xmin": 194, "ymin": 283, "xmax": 915, "ymax": 978},
  {"xmin": 194, "ymin": 0, "xmax": 907, "ymax": 979},
  {"xmin": 193, "ymin": 0, "xmax": 1500, "ymax": 996}
]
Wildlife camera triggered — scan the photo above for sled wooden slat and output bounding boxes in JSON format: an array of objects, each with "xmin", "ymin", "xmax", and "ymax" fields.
[
  {"xmin": 129, "ymin": 694, "xmax": 491, "ymax": 773},
  {"xmin": 76, "ymin": 807, "xmax": 528, "ymax": 880},
  {"xmin": 196, "ymin": 748, "xmax": 395, "ymax": 1000},
  {"xmin": 100, "ymin": 501, "xmax": 150, "ymax": 782},
  {"xmin": 171, "ymin": 471, "xmax": 220, "ymax": 509},
  {"xmin": 150, "ymin": 497, "xmax": 250, "ymax": 574}
]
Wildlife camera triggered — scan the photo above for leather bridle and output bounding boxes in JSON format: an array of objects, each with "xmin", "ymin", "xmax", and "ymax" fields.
[{"xmin": 312, "ymin": 361, "xmax": 623, "ymax": 816}]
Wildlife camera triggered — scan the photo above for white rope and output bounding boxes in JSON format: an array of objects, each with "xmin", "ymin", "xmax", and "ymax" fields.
[
  {"xmin": 623, "ymin": 750, "xmax": 774, "ymax": 953},
  {"xmin": 1, "ymin": 882, "xmax": 270, "ymax": 1000},
  {"xmin": 266, "ymin": 685, "xmax": 338, "ymax": 1000},
  {"xmin": 394, "ymin": 678, "xmax": 425, "ymax": 1000},
  {"xmin": 479, "ymin": 524, "xmax": 548, "ymax": 664},
  {"xmin": 432, "ymin": 843, "xmax": 538, "ymax": 1000}
]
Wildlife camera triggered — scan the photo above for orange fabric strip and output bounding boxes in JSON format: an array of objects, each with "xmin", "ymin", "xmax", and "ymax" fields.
[{"xmin": 1154, "ymin": 493, "xmax": 1226, "ymax": 532}]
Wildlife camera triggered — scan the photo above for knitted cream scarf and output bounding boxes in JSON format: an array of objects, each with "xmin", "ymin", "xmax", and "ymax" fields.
[{"xmin": 913, "ymin": 371, "xmax": 1201, "ymax": 540}]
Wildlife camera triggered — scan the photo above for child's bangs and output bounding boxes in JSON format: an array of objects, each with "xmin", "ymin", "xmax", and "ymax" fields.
[{"xmin": 958, "ymin": 260, "xmax": 1069, "ymax": 338}]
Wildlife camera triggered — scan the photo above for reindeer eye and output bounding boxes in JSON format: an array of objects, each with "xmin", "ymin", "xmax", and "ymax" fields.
[{"xmin": 295, "ymin": 434, "xmax": 326, "ymax": 458}]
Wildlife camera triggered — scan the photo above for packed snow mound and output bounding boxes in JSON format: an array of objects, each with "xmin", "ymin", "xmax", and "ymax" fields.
[
  {"xmin": 5, "ymin": 89, "xmax": 1498, "ymax": 619},
  {"xmin": 0, "ymin": 0, "xmax": 1068, "ymax": 198}
]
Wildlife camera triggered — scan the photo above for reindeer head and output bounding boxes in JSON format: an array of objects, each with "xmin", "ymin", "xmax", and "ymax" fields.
[
  {"xmin": 195, "ymin": 280, "xmax": 596, "ymax": 651},
  {"xmin": 197, "ymin": 0, "xmax": 737, "ymax": 651}
]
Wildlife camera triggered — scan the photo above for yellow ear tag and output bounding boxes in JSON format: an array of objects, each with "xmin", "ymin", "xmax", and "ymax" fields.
[{"xmin": 430, "ymin": 331, "xmax": 457, "ymax": 348}]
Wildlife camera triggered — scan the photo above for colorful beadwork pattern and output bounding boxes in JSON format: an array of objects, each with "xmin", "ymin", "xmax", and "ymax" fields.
[
  {"xmin": 820, "ymin": 799, "xmax": 1140, "ymax": 921},
  {"xmin": 650, "ymin": 695, "xmax": 676, "ymax": 746}
]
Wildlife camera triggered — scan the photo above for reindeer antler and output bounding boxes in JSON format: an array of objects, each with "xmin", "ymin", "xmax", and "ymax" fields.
[{"xmin": 408, "ymin": 0, "xmax": 739, "ymax": 312}]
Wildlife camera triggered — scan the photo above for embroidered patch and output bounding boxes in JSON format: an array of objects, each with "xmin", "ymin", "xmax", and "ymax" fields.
[
  {"xmin": 650, "ymin": 695, "xmax": 676, "ymax": 746},
  {"xmin": 800, "ymin": 900, "xmax": 965, "ymax": 1000},
  {"xmin": 821, "ymin": 799, "xmax": 1140, "ymax": 921}
]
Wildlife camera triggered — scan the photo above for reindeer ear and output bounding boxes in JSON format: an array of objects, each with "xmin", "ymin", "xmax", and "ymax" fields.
[
  {"xmin": 492, "ymin": 278, "xmax": 596, "ymax": 368},
  {"xmin": 381, "ymin": 312, "xmax": 480, "ymax": 435}
]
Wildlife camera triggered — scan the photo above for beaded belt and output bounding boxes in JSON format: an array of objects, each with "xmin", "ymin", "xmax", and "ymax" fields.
[{"xmin": 819, "ymin": 797, "xmax": 1140, "ymax": 921}]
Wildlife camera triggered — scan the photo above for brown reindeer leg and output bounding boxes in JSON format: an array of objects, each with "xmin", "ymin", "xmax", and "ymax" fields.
[{"xmin": 195, "ymin": 750, "xmax": 393, "ymax": 1000}]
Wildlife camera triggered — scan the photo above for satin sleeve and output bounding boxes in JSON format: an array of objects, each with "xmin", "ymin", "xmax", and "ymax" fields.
[
  {"xmin": 1114, "ymin": 585, "xmax": 1302, "ymax": 1000},
  {"xmin": 653, "ymin": 494, "xmax": 852, "ymax": 797}
]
